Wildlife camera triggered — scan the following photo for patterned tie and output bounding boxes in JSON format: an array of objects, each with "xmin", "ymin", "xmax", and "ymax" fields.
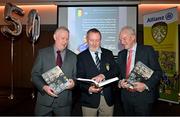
[
  {"xmin": 56, "ymin": 50, "xmax": 62, "ymax": 68},
  {"xmin": 126, "ymin": 49, "xmax": 133, "ymax": 79},
  {"xmin": 95, "ymin": 52, "xmax": 100, "ymax": 70}
]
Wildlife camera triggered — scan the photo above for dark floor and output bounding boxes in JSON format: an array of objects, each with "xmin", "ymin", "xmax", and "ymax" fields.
[{"xmin": 0, "ymin": 88, "xmax": 180, "ymax": 116}]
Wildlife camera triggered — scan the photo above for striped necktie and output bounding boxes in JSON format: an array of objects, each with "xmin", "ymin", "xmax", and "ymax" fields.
[{"xmin": 95, "ymin": 52, "xmax": 100, "ymax": 70}]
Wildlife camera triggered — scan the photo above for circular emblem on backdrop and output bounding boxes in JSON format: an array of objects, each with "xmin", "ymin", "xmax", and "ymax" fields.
[
  {"xmin": 165, "ymin": 12, "xmax": 173, "ymax": 20},
  {"xmin": 151, "ymin": 22, "xmax": 168, "ymax": 44}
]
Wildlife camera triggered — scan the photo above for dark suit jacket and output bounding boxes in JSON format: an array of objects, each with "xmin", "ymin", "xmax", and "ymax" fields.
[
  {"xmin": 76, "ymin": 48, "xmax": 117, "ymax": 108},
  {"xmin": 31, "ymin": 45, "xmax": 77, "ymax": 108},
  {"xmin": 117, "ymin": 44, "xmax": 162, "ymax": 104}
]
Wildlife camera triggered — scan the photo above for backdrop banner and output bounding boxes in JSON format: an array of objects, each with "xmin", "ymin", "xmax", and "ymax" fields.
[{"xmin": 143, "ymin": 7, "xmax": 179, "ymax": 103}]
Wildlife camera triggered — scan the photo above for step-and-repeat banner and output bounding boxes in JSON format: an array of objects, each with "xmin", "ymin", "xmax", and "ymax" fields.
[{"xmin": 144, "ymin": 7, "xmax": 179, "ymax": 103}]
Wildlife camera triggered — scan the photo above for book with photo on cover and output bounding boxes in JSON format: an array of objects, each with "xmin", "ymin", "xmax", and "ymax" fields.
[
  {"xmin": 42, "ymin": 66, "xmax": 69, "ymax": 95},
  {"xmin": 126, "ymin": 61, "xmax": 154, "ymax": 89},
  {"xmin": 77, "ymin": 77, "xmax": 119, "ymax": 87}
]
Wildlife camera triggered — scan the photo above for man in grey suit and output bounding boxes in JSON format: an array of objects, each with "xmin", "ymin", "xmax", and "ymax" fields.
[{"xmin": 31, "ymin": 26, "xmax": 77, "ymax": 116}]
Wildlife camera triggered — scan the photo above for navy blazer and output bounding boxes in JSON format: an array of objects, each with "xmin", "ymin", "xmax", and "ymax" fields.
[
  {"xmin": 117, "ymin": 44, "xmax": 162, "ymax": 103},
  {"xmin": 76, "ymin": 48, "xmax": 117, "ymax": 108}
]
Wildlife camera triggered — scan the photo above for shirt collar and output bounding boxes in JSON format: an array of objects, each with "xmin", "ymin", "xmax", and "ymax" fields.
[
  {"xmin": 128, "ymin": 43, "xmax": 137, "ymax": 52},
  {"xmin": 54, "ymin": 46, "xmax": 66, "ymax": 54},
  {"xmin": 54, "ymin": 45, "xmax": 66, "ymax": 54},
  {"xmin": 89, "ymin": 48, "xmax": 102, "ymax": 54}
]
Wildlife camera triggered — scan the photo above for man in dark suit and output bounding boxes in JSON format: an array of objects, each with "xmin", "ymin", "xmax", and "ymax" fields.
[
  {"xmin": 31, "ymin": 26, "xmax": 77, "ymax": 116},
  {"xmin": 76, "ymin": 28, "xmax": 117, "ymax": 116},
  {"xmin": 117, "ymin": 26, "xmax": 162, "ymax": 115}
]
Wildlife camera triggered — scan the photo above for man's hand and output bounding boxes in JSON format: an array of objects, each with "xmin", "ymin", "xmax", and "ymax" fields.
[
  {"xmin": 92, "ymin": 74, "xmax": 105, "ymax": 83},
  {"xmin": 66, "ymin": 79, "xmax": 75, "ymax": 90},
  {"xmin": 43, "ymin": 85, "xmax": 58, "ymax": 97},
  {"xmin": 88, "ymin": 85, "xmax": 102, "ymax": 94},
  {"xmin": 119, "ymin": 79, "xmax": 129, "ymax": 89},
  {"xmin": 118, "ymin": 80, "xmax": 121, "ymax": 88},
  {"xmin": 132, "ymin": 82, "xmax": 146, "ymax": 92}
]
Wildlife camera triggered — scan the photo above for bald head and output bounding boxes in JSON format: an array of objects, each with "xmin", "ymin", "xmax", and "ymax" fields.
[
  {"xmin": 119, "ymin": 26, "xmax": 136, "ymax": 49},
  {"xmin": 120, "ymin": 26, "xmax": 136, "ymax": 36}
]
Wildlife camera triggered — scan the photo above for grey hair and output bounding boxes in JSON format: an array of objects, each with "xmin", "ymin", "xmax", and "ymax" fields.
[
  {"xmin": 54, "ymin": 26, "xmax": 69, "ymax": 35},
  {"xmin": 120, "ymin": 26, "xmax": 136, "ymax": 36}
]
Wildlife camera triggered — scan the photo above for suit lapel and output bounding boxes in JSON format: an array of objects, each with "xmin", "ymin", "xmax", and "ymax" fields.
[
  {"xmin": 87, "ymin": 50, "xmax": 98, "ymax": 69},
  {"xmin": 49, "ymin": 46, "xmax": 56, "ymax": 67},
  {"xmin": 100, "ymin": 49, "xmax": 105, "ymax": 69},
  {"xmin": 135, "ymin": 44, "xmax": 141, "ymax": 64},
  {"xmin": 61, "ymin": 49, "xmax": 72, "ymax": 75},
  {"xmin": 62, "ymin": 49, "xmax": 68, "ymax": 68},
  {"xmin": 122, "ymin": 50, "xmax": 127, "ymax": 78}
]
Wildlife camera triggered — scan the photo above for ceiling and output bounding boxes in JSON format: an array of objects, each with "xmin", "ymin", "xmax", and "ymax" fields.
[{"xmin": 0, "ymin": 0, "xmax": 179, "ymax": 5}]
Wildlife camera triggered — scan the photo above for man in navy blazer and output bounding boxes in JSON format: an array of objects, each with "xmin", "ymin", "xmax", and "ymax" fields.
[
  {"xmin": 76, "ymin": 28, "xmax": 117, "ymax": 116},
  {"xmin": 31, "ymin": 26, "xmax": 76, "ymax": 116},
  {"xmin": 117, "ymin": 26, "xmax": 162, "ymax": 115}
]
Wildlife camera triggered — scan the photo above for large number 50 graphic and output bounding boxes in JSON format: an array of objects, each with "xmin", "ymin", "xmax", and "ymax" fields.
[
  {"xmin": 0, "ymin": 2, "xmax": 40, "ymax": 100},
  {"xmin": 1, "ymin": 2, "xmax": 41, "ymax": 41},
  {"xmin": 1, "ymin": 3, "xmax": 24, "ymax": 38}
]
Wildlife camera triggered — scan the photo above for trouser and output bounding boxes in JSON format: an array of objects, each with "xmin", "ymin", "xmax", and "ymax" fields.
[
  {"xmin": 82, "ymin": 95, "xmax": 114, "ymax": 117},
  {"xmin": 35, "ymin": 103, "xmax": 71, "ymax": 116}
]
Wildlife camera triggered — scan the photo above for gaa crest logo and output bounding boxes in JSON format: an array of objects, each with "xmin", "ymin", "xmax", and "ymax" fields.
[{"xmin": 151, "ymin": 22, "xmax": 168, "ymax": 44}]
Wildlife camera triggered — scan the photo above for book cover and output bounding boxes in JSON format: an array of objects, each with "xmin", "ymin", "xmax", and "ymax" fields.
[
  {"xmin": 126, "ymin": 61, "xmax": 154, "ymax": 88},
  {"xmin": 77, "ymin": 77, "xmax": 119, "ymax": 87},
  {"xmin": 42, "ymin": 66, "xmax": 69, "ymax": 95}
]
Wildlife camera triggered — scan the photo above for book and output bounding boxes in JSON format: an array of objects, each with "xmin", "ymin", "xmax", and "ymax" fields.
[
  {"xmin": 77, "ymin": 77, "xmax": 119, "ymax": 87},
  {"xmin": 126, "ymin": 61, "xmax": 154, "ymax": 89},
  {"xmin": 42, "ymin": 66, "xmax": 69, "ymax": 95}
]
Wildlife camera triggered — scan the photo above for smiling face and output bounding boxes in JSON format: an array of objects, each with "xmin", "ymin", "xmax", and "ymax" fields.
[
  {"xmin": 53, "ymin": 29, "xmax": 69, "ymax": 51},
  {"xmin": 119, "ymin": 27, "xmax": 136, "ymax": 49}
]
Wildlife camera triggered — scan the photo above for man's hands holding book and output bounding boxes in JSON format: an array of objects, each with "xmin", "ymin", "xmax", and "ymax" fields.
[
  {"xmin": 88, "ymin": 74, "xmax": 105, "ymax": 94},
  {"xmin": 118, "ymin": 79, "xmax": 146, "ymax": 92},
  {"xmin": 43, "ymin": 79, "xmax": 75, "ymax": 97},
  {"xmin": 66, "ymin": 79, "xmax": 75, "ymax": 90},
  {"xmin": 132, "ymin": 82, "xmax": 147, "ymax": 92},
  {"xmin": 43, "ymin": 85, "xmax": 58, "ymax": 97},
  {"xmin": 91, "ymin": 74, "xmax": 105, "ymax": 83},
  {"xmin": 77, "ymin": 75, "xmax": 118, "ymax": 94},
  {"xmin": 89, "ymin": 85, "xmax": 103, "ymax": 94}
]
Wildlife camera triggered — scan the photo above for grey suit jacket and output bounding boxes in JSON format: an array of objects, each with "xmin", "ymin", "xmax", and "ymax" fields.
[{"xmin": 31, "ymin": 45, "xmax": 77, "ymax": 107}]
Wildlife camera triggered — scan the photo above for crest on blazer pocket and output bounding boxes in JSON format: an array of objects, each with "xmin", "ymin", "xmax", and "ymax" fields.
[{"xmin": 105, "ymin": 63, "xmax": 110, "ymax": 71}]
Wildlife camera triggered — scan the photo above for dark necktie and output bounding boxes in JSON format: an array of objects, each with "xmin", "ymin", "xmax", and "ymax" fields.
[
  {"xmin": 95, "ymin": 52, "xmax": 100, "ymax": 70},
  {"xmin": 56, "ymin": 50, "xmax": 62, "ymax": 68}
]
